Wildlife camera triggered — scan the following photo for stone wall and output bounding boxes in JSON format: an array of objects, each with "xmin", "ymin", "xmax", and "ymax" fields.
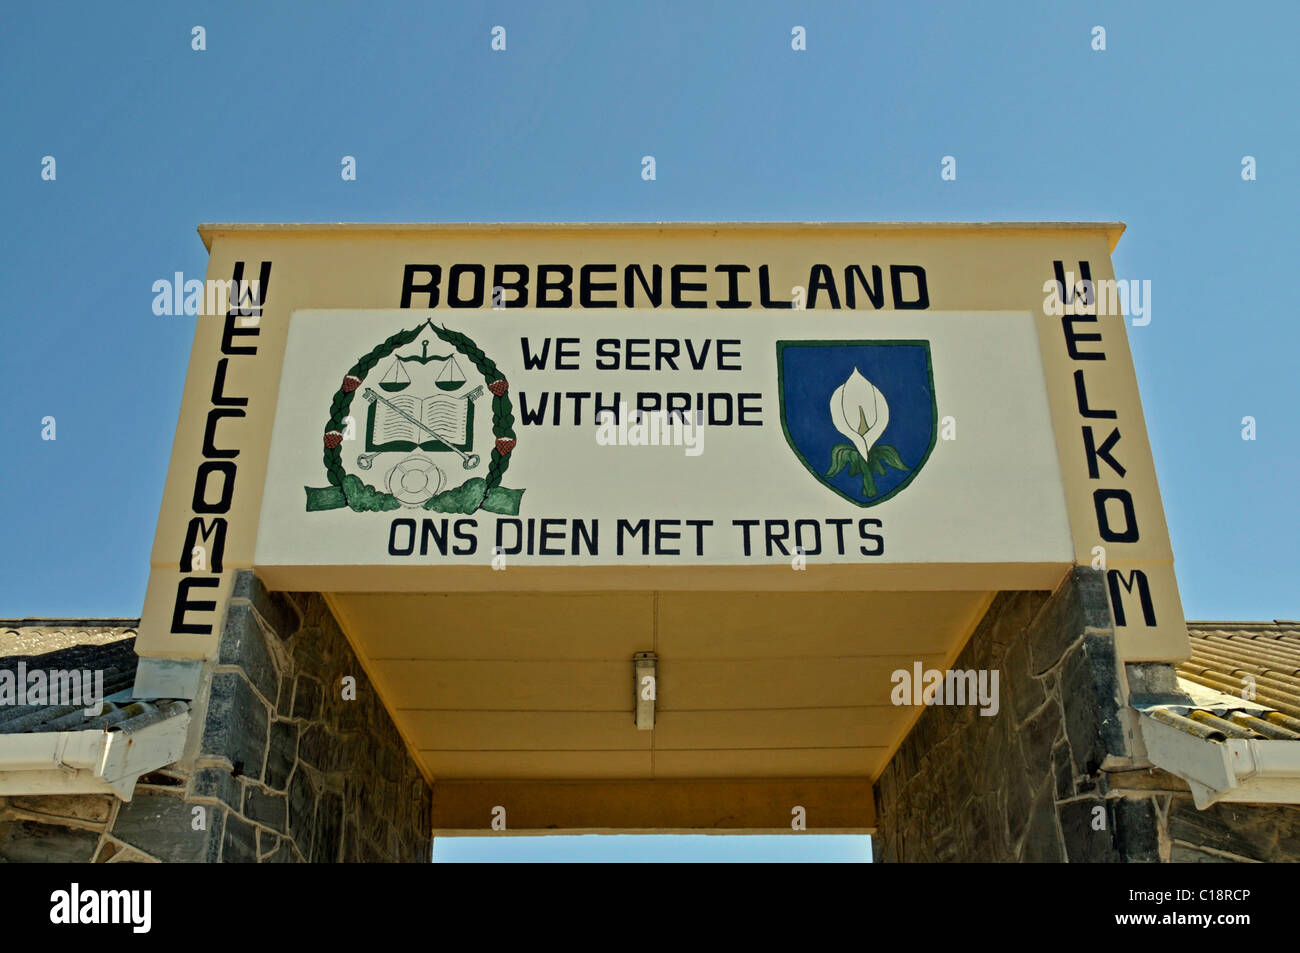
[
  {"xmin": 0, "ymin": 793, "xmax": 124, "ymax": 862},
  {"xmin": 871, "ymin": 567, "xmax": 1300, "ymax": 863},
  {"xmin": 1100, "ymin": 768, "xmax": 1300, "ymax": 863},
  {"xmin": 0, "ymin": 572, "xmax": 432, "ymax": 862}
]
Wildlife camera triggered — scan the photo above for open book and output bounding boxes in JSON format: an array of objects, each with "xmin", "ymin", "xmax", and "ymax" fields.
[{"xmin": 367, "ymin": 393, "xmax": 472, "ymax": 452}]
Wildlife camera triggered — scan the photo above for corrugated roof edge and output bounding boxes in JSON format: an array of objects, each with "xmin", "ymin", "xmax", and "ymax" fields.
[
  {"xmin": 196, "ymin": 221, "xmax": 1128, "ymax": 254},
  {"xmin": 1187, "ymin": 620, "xmax": 1300, "ymax": 628},
  {"xmin": 2, "ymin": 619, "xmax": 140, "ymax": 627}
]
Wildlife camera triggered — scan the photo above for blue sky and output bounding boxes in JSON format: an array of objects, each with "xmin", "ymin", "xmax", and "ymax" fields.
[{"xmin": 2, "ymin": 2, "xmax": 1295, "ymax": 861}]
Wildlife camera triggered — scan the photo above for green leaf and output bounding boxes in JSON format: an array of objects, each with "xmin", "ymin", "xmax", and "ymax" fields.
[
  {"xmin": 825, "ymin": 443, "xmax": 854, "ymax": 478},
  {"xmin": 876, "ymin": 445, "xmax": 908, "ymax": 472},
  {"xmin": 482, "ymin": 486, "xmax": 524, "ymax": 515},
  {"xmin": 848, "ymin": 455, "xmax": 862, "ymax": 477},
  {"xmin": 341, "ymin": 474, "xmax": 401, "ymax": 512},
  {"xmin": 304, "ymin": 485, "xmax": 347, "ymax": 511},
  {"xmin": 861, "ymin": 468, "xmax": 877, "ymax": 498},
  {"xmin": 424, "ymin": 477, "xmax": 488, "ymax": 513}
]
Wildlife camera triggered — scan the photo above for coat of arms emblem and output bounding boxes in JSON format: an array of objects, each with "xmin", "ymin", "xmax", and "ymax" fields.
[
  {"xmin": 304, "ymin": 320, "xmax": 524, "ymax": 515},
  {"xmin": 776, "ymin": 340, "xmax": 936, "ymax": 507}
]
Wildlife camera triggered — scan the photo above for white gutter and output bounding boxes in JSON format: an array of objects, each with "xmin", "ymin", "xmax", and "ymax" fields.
[
  {"xmin": 0, "ymin": 707, "xmax": 189, "ymax": 801},
  {"xmin": 1137, "ymin": 712, "xmax": 1300, "ymax": 808}
]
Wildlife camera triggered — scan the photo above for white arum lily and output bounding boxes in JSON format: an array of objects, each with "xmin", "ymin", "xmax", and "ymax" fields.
[{"xmin": 830, "ymin": 367, "xmax": 889, "ymax": 459}]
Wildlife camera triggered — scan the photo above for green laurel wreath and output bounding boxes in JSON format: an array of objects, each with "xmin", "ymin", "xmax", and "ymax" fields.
[
  {"xmin": 826, "ymin": 443, "xmax": 907, "ymax": 499},
  {"xmin": 305, "ymin": 319, "xmax": 522, "ymax": 515}
]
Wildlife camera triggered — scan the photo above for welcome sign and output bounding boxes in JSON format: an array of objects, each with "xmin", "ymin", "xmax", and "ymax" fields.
[
  {"xmin": 254, "ymin": 309, "xmax": 1073, "ymax": 575},
  {"xmin": 135, "ymin": 224, "xmax": 1188, "ymax": 662}
]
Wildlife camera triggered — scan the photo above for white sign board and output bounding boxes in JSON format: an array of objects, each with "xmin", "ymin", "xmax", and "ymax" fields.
[{"xmin": 254, "ymin": 310, "xmax": 1072, "ymax": 569}]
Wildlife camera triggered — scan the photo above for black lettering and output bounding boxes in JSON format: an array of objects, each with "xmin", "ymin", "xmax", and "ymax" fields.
[
  {"xmin": 625, "ymin": 339, "xmax": 650, "ymax": 370},
  {"xmin": 518, "ymin": 392, "xmax": 549, "ymax": 425},
  {"xmin": 539, "ymin": 519, "xmax": 566, "ymax": 555},
  {"xmin": 595, "ymin": 338, "xmax": 620, "ymax": 370},
  {"xmin": 654, "ymin": 519, "xmax": 681, "ymax": 555},
  {"xmin": 1107, "ymin": 569, "xmax": 1157, "ymax": 626},
  {"xmin": 765, "ymin": 520, "xmax": 790, "ymax": 556},
  {"xmin": 420, "ymin": 519, "xmax": 448, "ymax": 555},
  {"xmin": 618, "ymin": 519, "xmax": 650, "ymax": 555},
  {"xmin": 211, "ymin": 358, "xmax": 248, "ymax": 407},
  {"xmin": 1063, "ymin": 314, "xmax": 1105, "ymax": 360},
  {"xmin": 203, "ymin": 408, "xmax": 244, "ymax": 459},
  {"xmin": 580, "ymin": 264, "xmax": 617, "ymax": 308},
  {"xmin": 496, "ymin": 518, "xmax": 522, "ymax": 555},
  {"xmin": 453, "ymin": 518, "xmax": 477, "ymax": 555},
  {"xmin": 230, "ymin": 260, "xmax": 271, "ymax": 318},
  {"xmin": 826, "ymin": 518, "xmax": 851, "ymax": 554},
  {"xmin": 684, "ymin": 339, "xmax": 711, "ymax": 370},
  {"xmin": 1053, "ymin": 260, "xmax": 1093, "ymax": 307},
  {"xmin": 1082, "ymin": 426, "xmax": 1126, "ymax": 479},
  {"xmin": 566, "ymin": 392, "xmax": 589, "ymax": 425},
  {"xmin": 520, "ymin": 338, "xmax": 552, "ymax": 370},
  {"xmin": 555, "ymin": 338, "xmax": 580, "ymax": 370},
  {"xmin": 180, "ymin": 517, "xmax": 226, "ymax": 572},
  {"xmin": 400, "ymin": 264, "xmax": 441, "ymax": 308},
  {"xmin": 758, "ymin": 265, "xmax": 793, "ymax": 309},
  {"xmin": 859, "ymin": 518, "xmax": 885, "ymax": 556},
  {"xmin": 171, "ymin": 577, "xmax": 219, "ymax": 635},
  {"xmin": 807, "ymin": 264, "xmax": 840, "ymax": 309},
  {"xmin": 1094, "ymin": 489, "xmax": 1139, "ymax": 543},
  {"xmin": 890, "ymin": 265, "xmax": 929, "ymax": 310},
  {"xmin": 573, "ymin": 519, "xmax": 598, "ymax": 555},
  {"xmin": 845, "ymin": 265, "xmax": 884, "ymax": 309},
  {"xmin": 1074, "ymin": 369, "xmax": 1116, "ymax": 418},
  {"xmin": 388, "ymin": 518, "xmax": 416, "ymax": 555},
  {"xmin": 192, "ymin": 461, "xmax": 236, "ymax": 514},
  {"xmin": 685, "ymin": 519, "xmax": 712, "ymax": 555},
  {"xmin": 707, "ymin": 393, "xmax": 734, "ymax": 426},
  {"xmin": 624, "ymin": 264, "xmax": 662, "ymax": 307},
  {"xmin": 447, "ymin": 264, "xmax": 486, "ymax": 307},
  {"xmin": 593, "ymin": 392, "xmax": 621, "ymax": 422},
  {"xmin": 537, "ymin": 265, "xmax": 573, "ymax": 307},
  {"xmin": 655, "ymin": 339, "xmax": 680, "ymax": 370},
  {"xmin": 733, "ymin": 519, "xmax": 759, "ymax": 556},
  {"xmin": 671, "ymin": 265, "xmax": 708, "ymax": 308},
  {"xmin": 220, "ymin": 309, "xmax": 259, "ymax": 355},
  {"xmin": 492, "ymin": 265, "xmax": 529, "ymax": 307},
  {"xmin": 714, "ymin": 264, "xmax": 751, "ymax": 309},
  {"xmin": 794, "ymin": 519, "xmax": 822, "ymax": 556},
  {"xmin": 223, "ymin": 261, "xmax": 271, "ymax": 348}
]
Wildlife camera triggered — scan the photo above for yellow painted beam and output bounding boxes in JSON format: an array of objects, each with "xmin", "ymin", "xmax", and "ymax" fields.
[{"xmin": 431, "ymin": 778, "xmax": 875, "ymax": 834}]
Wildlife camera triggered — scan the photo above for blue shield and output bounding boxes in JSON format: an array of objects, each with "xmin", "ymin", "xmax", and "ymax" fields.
[{"xmin": 777, "ymin": 340, "xmax": 937, "ymax": 507}]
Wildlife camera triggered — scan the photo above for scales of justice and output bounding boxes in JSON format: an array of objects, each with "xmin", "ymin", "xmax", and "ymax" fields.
[{"xmin": 356, "ymin": 337, "xmax": 485, "ymax": 507}]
